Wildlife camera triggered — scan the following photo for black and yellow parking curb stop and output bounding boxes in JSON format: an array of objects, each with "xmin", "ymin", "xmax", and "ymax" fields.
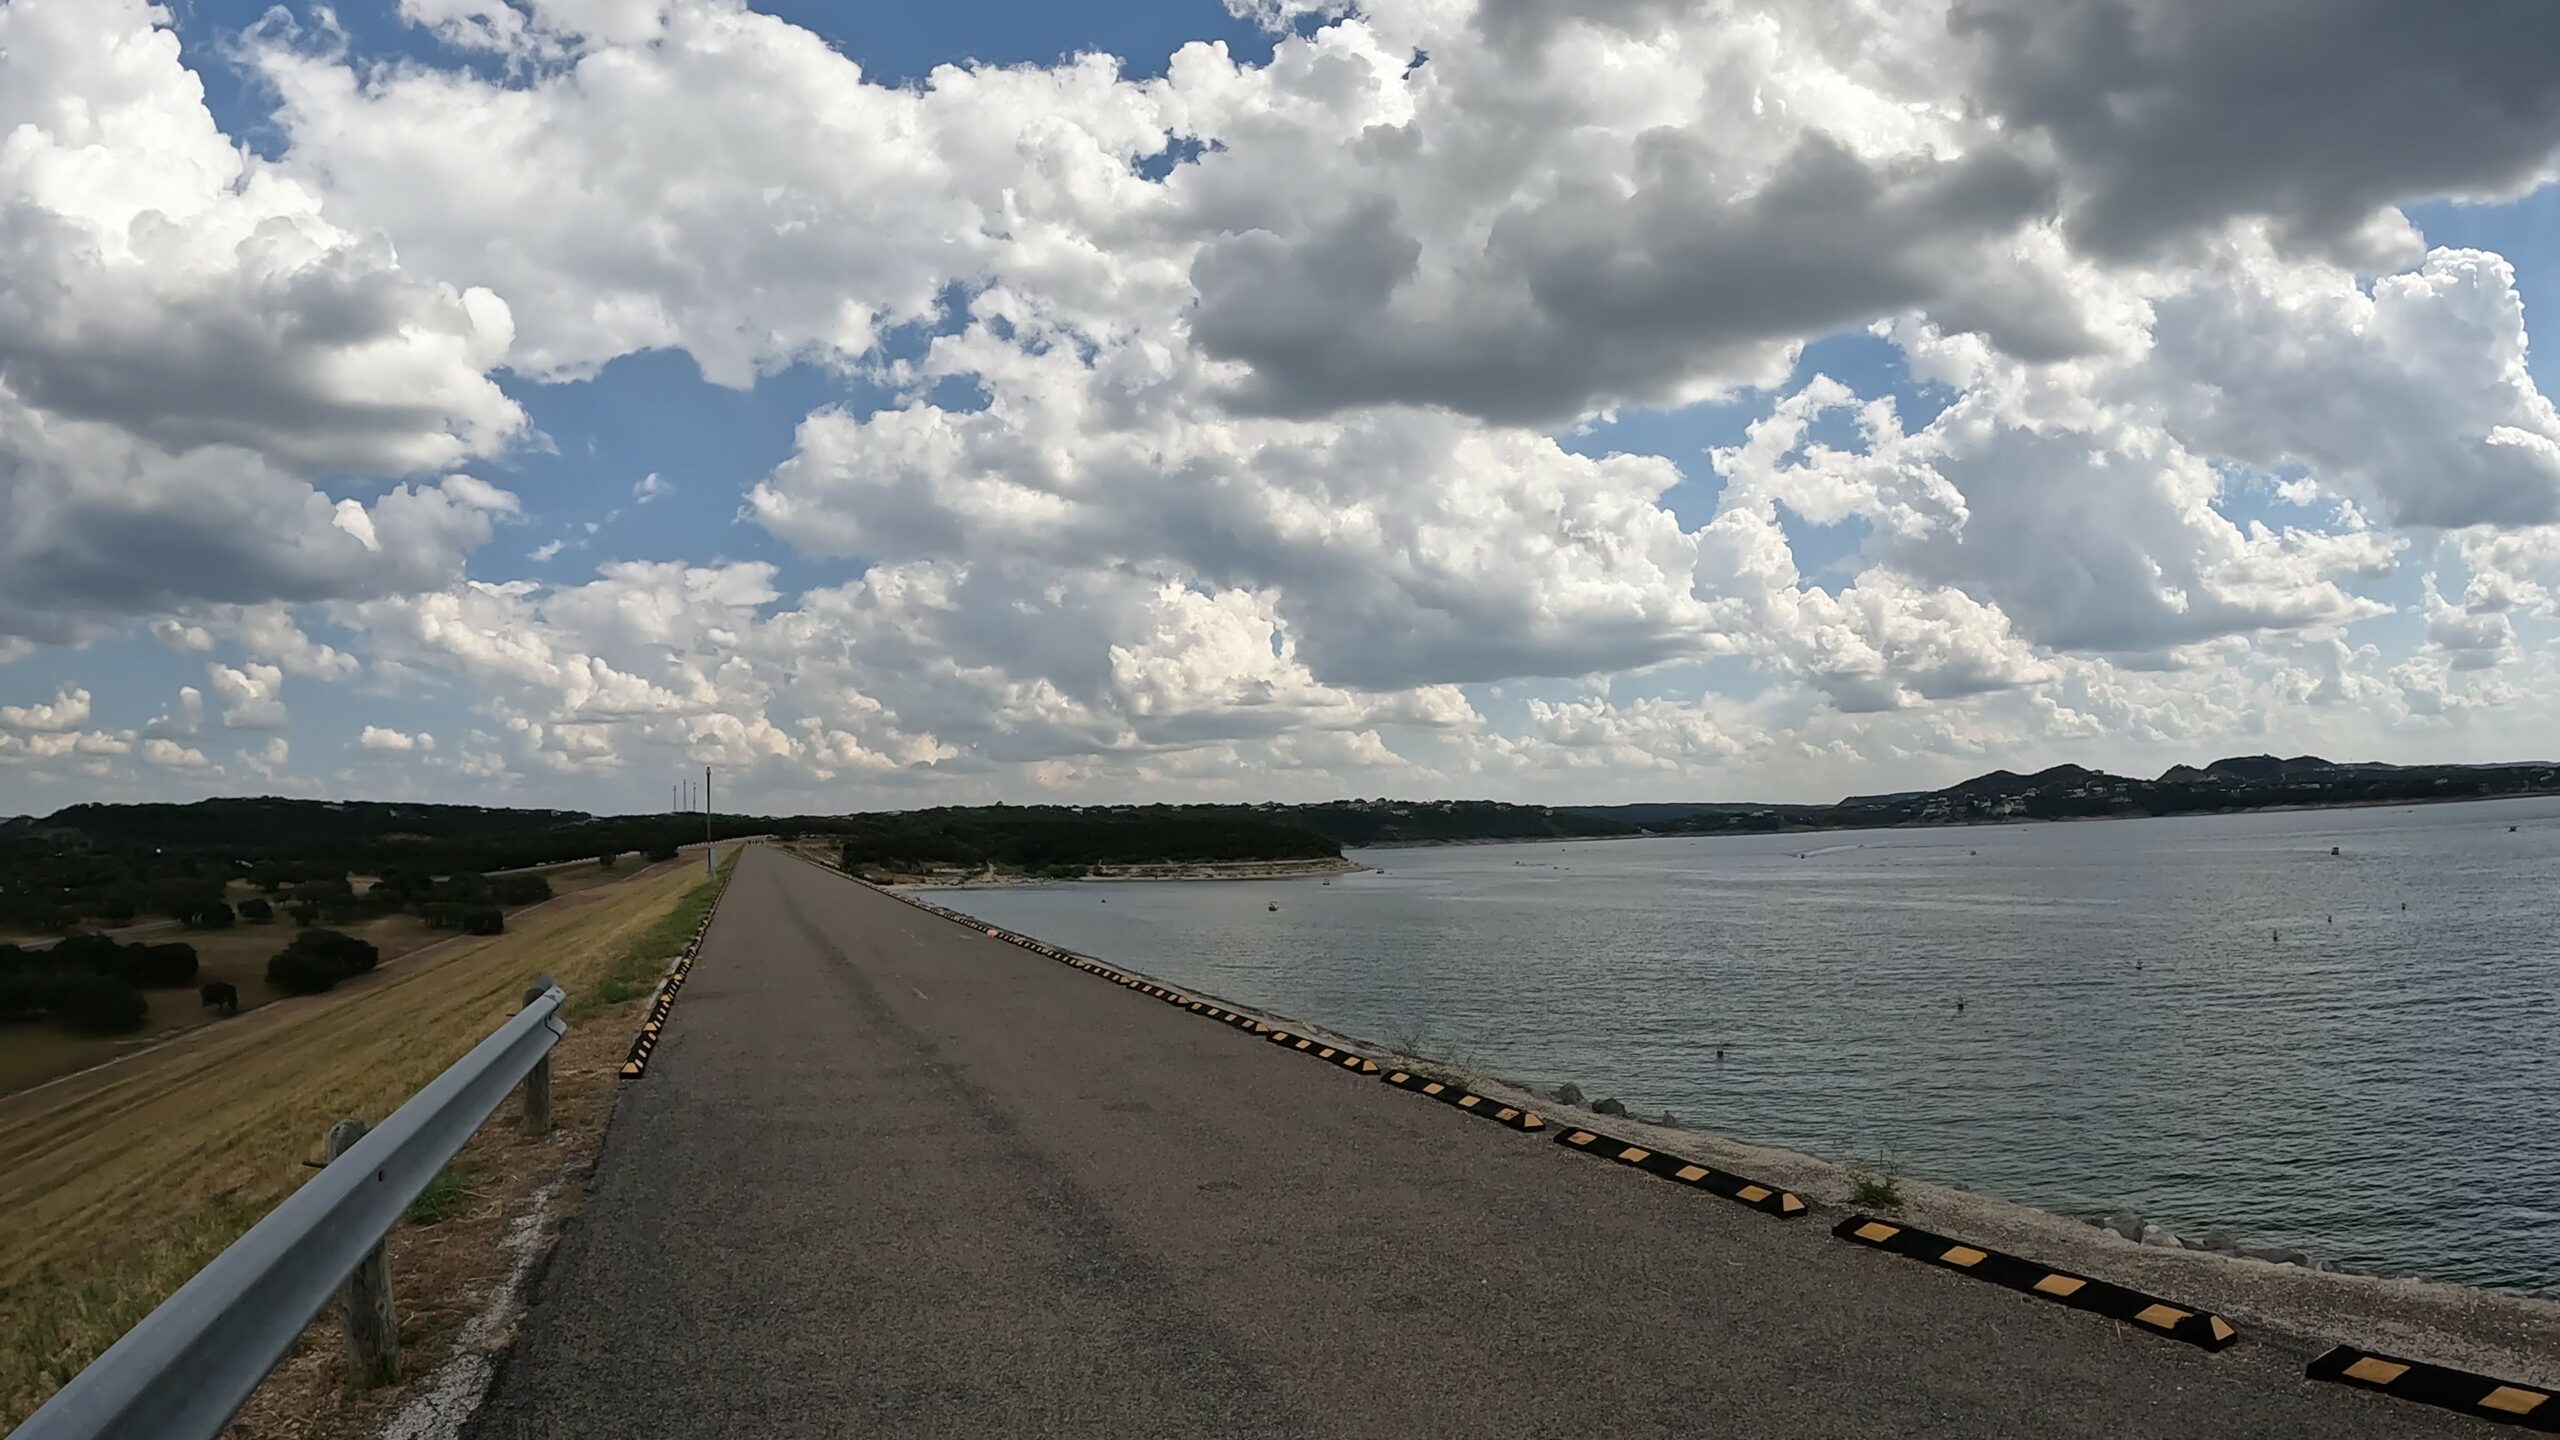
[
  {"xmin": 1833, "ymin": 1215, "xmax": 2238, "ymax": 1350},
  {"xmin": 1558, "ymin": 1127, "xmax": 1808, "ymax": 1217},
  {"xmin": 1163, "ymin": 992, "xmax": 1256, "ymax": 1031},
  {"xmin": 2309, "ymin": 1345, "xmax": 2554, "ymax": 1430},
  {"xmin": 1263, "ymin": 1028, "xmax": 1384, "ymax": 1074},
  {"xmin": 1382, "ymin": 1069, "xmax": 1545, "ymax": 1130},
  {"xmin": 620, "ymin": 861, "xmax": 733, "ymax": 1080}
]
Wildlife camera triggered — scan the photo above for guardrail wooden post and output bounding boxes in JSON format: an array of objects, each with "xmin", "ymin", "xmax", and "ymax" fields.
[
  {"xmin": 520, "ymin": 976, "xmax": 556, "ymax": 1136},
  {"xmin": 323, "ymin": 1118, "xmax": 399, "ymax": 1385}
]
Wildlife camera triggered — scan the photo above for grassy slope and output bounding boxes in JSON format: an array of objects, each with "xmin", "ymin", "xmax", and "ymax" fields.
[
  {"xmin": 0, "ymin": 860, "xmax": 641, "ymax": 1098},
  {"xmin": 0, "ymin": 853, "xmax": 728, "ymax": 1424}
]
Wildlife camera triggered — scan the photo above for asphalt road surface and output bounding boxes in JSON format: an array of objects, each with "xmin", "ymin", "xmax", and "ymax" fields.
[{"xmin": 469, "ymin": 846, "xmax": 2490, "ymax": 1438}]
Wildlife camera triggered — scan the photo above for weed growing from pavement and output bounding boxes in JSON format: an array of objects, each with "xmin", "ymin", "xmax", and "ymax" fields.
[
  {"xmin": 1851, "ymin": 1156, "xmax": 1907, "ymax": 1210},
  {"xmin": 1383, "ymin": 1027, "xmax": 1493, "ymax": 1093}
]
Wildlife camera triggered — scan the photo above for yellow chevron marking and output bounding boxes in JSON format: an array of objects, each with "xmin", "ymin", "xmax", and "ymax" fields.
[
  {"xmin": 2343, "ymin": 1357, "xmax": 2408, "ymax": 1385},
  {"xmin": 2034, "ymin": 1274, "xmax": 2087, "ymax": 1298},
  {"xmin": 1853, "ymin": 1222, "xmax": 1899, "ymax": 1243},
  {"xmin": 1941, "ymin": 1245, "xmax": 1986, "ymax": 1268},
  {"xmin": 2479, "ymin": 1387, "xmax": 2546, "ymax": 1416},
  {"xmin": 2134, "ymin": 1304, "xmax": 2190, "ymax": 1329}
]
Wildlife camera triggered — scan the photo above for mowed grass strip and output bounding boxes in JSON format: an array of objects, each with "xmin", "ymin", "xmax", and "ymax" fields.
[
  {"xmin": 0, "ymin": 856, "xmax": 723, "ymax": 1427},
  {"xmin": 569, "ymin": 859, "xmax": 727, "ymax": 1022}
]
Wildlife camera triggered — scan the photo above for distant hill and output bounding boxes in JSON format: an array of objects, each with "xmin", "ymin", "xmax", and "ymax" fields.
[
  {"xmin": 1834, "ymin": 790, "xmax": 1930, "ymax": 809},
  {"xmin": 1392, "ymin": 755, "xmax": 2560, "ymax": 840},
  {"xmin": 1948, "ymin": 764, "xmax": 2104, "ymax": 797},
  {"xmin": 1783, "ymin": 755, "xmax": 2560, "ymax": 831},
  {"xmin": 2166, "ymin": 754, "xmax": 2348, "ymax": 784},
  {"xmin": 40, "ymin": 798, "xmax": 591, "ymax": 849}
]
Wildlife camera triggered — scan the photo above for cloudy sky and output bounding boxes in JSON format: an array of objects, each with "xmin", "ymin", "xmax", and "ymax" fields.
[{"xmin": 3, "ymin": 0, "xmax": 2558, "ymax": 815}]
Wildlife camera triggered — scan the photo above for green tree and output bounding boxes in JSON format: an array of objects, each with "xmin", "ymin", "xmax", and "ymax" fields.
[
  {"xmin": 265, "ymin": 929, "xmax": 381, "ymax": 995},
  {"xmin": 50, "ymin": 973, "xmax": 149, "ymax": 1034}
]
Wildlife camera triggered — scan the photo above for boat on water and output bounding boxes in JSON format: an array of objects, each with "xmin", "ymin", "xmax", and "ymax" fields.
[{"xmin": 1268, "ymin": 901, "xmax": 1280, "ymax": 912}]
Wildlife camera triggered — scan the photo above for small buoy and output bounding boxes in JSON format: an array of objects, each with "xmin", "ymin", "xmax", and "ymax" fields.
[
  {"xmin": 2330, "ymin": 846, "xmax": 2341, "ymax": 857},
  {"xmin": 1715, "ymin": 1045, "xmax": 1726, "ymax": 1062},
  {"xmin": 1955, "ymin": 997, "xmax": 1966, "ymax": 1013},
  {"xmin": 1268, "ymin": 901, "xmax": 1279, "ymax": 912}
]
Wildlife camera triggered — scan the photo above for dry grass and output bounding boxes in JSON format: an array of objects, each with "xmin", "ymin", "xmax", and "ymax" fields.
[{"xmin": 0, "ymin": 857, "xmax": 714, "ymax": 1428}]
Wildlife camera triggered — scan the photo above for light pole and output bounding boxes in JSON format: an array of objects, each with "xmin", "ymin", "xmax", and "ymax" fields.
[{"xmin": 704, "ymin": 765, "xmax": 714, "ymax": 879}]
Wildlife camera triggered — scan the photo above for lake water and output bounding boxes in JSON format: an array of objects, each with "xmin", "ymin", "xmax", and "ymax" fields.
[{"xmin": 956, "ymin": 797, "xmax": 2560, "ymax": 1297}]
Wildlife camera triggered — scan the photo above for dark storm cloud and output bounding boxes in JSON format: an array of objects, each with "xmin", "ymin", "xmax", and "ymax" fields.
[
  {"xmin": 1950, "ymin": 0, "xmax": 2560, "ymax": 258},
  {"xmin": 1189, "ymin": 134, "xmax": 2065, "ymax": 425}
]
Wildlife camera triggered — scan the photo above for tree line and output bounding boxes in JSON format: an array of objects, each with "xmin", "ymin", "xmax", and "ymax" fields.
[
  {"xmin": 0, "ymin": 934, "xmax": 198, "ymax": 1034},
  {"xmin": 833, "ymin": 806, "xmax": 1341, "ymax": 875}
]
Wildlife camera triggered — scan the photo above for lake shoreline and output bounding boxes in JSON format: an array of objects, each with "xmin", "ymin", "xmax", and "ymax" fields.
[
  {"xmin": 880, "ymin": 855, "xmax": 1366, "ymax": 890},
  {"xmin": 1352, "ymin": 787, "xmax": 2559, "ymax": 848},
  {"xmin": 898, "ymin": 872, "xmax": 2560, "ymax": 1393},
  {"xmin": 931, "ymin": 886, "xmax": 2560, "ymax": 1383},
  {"xmin": 948, "ymin": 798, "xmax": 2558, "ymax": 1309}
]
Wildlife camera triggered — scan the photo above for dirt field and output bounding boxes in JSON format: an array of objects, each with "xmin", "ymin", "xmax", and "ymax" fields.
[
  {"xmin": 0, "ymin": 857, "xmax": 647, "ymax": 1098},
  {"xmin": 0, "ymin": 854, "xmax": 709, "ymax": 1425}
]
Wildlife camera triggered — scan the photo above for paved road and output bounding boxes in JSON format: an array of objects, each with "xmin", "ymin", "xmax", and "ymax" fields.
[{"xmin": 470, "ymin": 847, "xmax": 2485, "ymax": 1438}]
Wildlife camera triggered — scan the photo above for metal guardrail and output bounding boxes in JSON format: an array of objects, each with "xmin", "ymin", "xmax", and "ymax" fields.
[{"xmin": 12, "ymin": 983, "xmax": 570, "ymax": 1440}]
